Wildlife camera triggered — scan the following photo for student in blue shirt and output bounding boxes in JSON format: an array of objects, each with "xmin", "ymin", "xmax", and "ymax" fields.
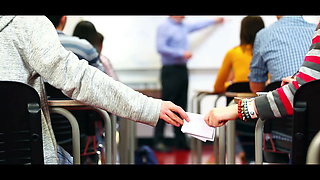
[
  {"xmin": 47, "ymin": 16, "xmax": 105, "ymax": 73},
  {"xmin": 153, "ymin": 16, "xmax": 224, "ymax": 152},
  {"xmin": 249, "ymin": 16, "xmax": 316, "ymax": 93},
  {"xmin": 248, "ymin": 15, "xmax": 316, "ymax": 163}
]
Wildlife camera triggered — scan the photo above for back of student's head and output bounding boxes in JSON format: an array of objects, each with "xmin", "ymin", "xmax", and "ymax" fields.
[
  {"xmin": 46, "ymin": 16, "xmax": 64, "ymax": 28},
  {"xmin": 95, "ymin": 32, "xmax": 104, "ymax": 53},
  {"xmin": 240, "ymin": 16, "xmax": 265, "ymax": 46},
  {"xmin": 73, "ymin": 20, "xmax": 98, "ymax": 47}
]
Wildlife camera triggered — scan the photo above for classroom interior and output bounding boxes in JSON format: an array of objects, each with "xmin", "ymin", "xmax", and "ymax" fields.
[
  {"xmin": 2, "ymin": 15, "xmax": 320, "ymax": 165},
  {"xmin": 50, "ymin": 15, "xmax": 320, "ymax": 164}
]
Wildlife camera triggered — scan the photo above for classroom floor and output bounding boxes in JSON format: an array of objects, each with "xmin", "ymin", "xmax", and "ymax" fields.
[
  {"xmin": 154, "ymin": 144, "xmax": 214, "ymax": 164},
  {"xmin": 153, "ymin": 144, "xmax": 246, "ymax": 165}
]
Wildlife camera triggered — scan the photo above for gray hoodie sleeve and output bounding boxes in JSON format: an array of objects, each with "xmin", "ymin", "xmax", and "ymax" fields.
[{"xmin": 16, "ymin": 16, "xmax": 162, "ymax": 126}]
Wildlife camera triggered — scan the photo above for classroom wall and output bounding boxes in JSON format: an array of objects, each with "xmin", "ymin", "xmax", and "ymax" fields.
[
  {"xmin": 65, "ymin": 16, "xmax": 279, "ymax": 70},
  {"xmin": 63, "ymin": 15, "xmax": 319, "ymax": 138}
]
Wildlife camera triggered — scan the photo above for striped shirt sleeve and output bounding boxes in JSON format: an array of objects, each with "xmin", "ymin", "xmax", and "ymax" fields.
[{"xmin": 255, "ymin": 23, "xmax": 320, "ymax": 120}]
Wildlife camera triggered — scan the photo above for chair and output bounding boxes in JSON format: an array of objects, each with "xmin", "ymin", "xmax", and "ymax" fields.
[
  {"xmin": 225, "ymin": 81, "xmax": 251, "ymax": 105},
  {"xmin": 291, "ymin": 79, "xmax": 320, "ymax": 164},
  {"xmin": 306, "ymin": 130, "xmax": 320, "ymax": 164},
  {"xmin": 263, "ymin": 81, "xmax": 282, "ymax": 92},
  {"xmin": 45, "ymin": 82, "xmax": 71, "ymax": 100},
  {"xmin": 0, "ymin": 81, "xmax": 43, "ymax": 164},
  {"xmin": 262, "ymin": 81, "xmax": 292, "ymax": 163}
]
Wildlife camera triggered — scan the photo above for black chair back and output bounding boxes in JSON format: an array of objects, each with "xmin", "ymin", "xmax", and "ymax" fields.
[
  {"xmin": 264, "ymin": 81, "xmax": 282, "ymax": 92},
  {"xmin": 292, "ymin": 79, "xmax": 320, "ymax": 164},
  {"xmin": 45, "ymin": 82, "xmax": 70, "ymax": 100},
  {"xmin": 225, "ymin": 82, "xmax": 251, "ymax": 105},
  {"xmin": 0, "ymin": 81, "xmax": 43, "ymax": 164}
]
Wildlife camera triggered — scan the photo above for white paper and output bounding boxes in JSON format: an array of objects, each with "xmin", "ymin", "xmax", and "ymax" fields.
[{"xmin": 181, "ymin": 112, "xmax": 215, "ymax": 142}]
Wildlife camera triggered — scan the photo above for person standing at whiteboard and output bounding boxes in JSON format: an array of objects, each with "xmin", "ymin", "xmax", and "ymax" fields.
[{"xmin": 154, "ymin": 16, "xmax": 224, "ymax": 152}]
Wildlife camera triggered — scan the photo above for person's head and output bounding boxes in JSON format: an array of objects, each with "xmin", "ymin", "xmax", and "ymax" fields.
[
  {"xmin": 46, "ymin": 16, "xmax": 67, "ymax": 31},
  {"xmin": 240, "ymin": 16, "xmax": 265, "ymax": 47},
  {"xmin": 73, "ymin": 20, "xmax": 98, "ymax": 48},
  {"xmin": 170, "ymin": 16, "xmax": 185, "ymax": 23},
  {"xmin": 96, "ymin": 32, "xmax": 104, "ymax": 54}
]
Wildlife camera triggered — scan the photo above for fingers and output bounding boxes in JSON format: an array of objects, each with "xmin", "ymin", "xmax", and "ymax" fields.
[
  {"xmin": 281, "ymin": 76, "xmax": 295, "ymax": 86},
  {"xmin": 281, "ymin": 77, "xmax": 289, "ymax": 86},
  {"xmin": 218, "ymin": 120, "xmax": 228, "ymax": 126},
  {"xmin": 167, "ymin": 110, "xmax": 184, "ymax": 127},
  {"xmin": 161, "ymin": 113, "xmax": 180, "ymax": 127},
  {"xmin": 160, "ymin": 101, "xmax": 189, "ymax": 127},
  {"xmin": 174, "ymin": 105, "xmax": 190, "ymax": 122},
  {"xmin": 204, "ymin": 113, "xmax": 210, "ymax": 126},
  {"xmin": 204, "ymin": 109, "xmax": 229, "ymax": 128},
  {"xmin": 208, "ymin": 115, "xmax": 220, "ymax": 127}
]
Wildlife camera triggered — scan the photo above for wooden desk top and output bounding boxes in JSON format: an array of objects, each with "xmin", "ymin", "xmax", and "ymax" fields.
[
  {"xmin": 48, "ymin": 100, "xmax": 87, "ymax": 107},
  {"xmin": 193, "ymin": 89, "xmax": 224, "ymax": 96},
  {"xmin": 224, "ymin": 92, "xmax": 257, "ymax": 98},
  {"xmin": 193, "ymin": 90, "xmax": 257, "ymax": 98}
]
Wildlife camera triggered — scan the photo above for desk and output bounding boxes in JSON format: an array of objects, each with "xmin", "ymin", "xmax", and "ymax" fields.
[
  {"xmin": 225, "ymin": 92, "xmax": 257, "ymax": 99},
  {"xmin": 48, "ymin": 100, "xmax": 116, "ymax": 164}
]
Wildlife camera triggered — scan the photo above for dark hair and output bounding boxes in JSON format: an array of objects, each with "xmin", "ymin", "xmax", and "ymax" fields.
[
  {"xmin": 95, "ymin": 32, "xmax": 104, "ymax": 53},
  {"xmin": 240, "ymin": 16, "xmax": 265, "ymax": 46},
  {"xmin": 46, "ymin": 16, "xmax": 64, "ymax": 28},
  {"xmin": 96, "ymin": 32, "xmax": 104, "ymax": 45},
  {"xmin": 73, "ymin": 20, "xmax": 98, "ymax": 48}
]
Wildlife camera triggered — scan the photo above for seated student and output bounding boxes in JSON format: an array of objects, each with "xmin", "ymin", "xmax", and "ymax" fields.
[
  {"xmin": 72, "ymin": 20, "xmax": 123, "ymax": 162},
  {"xmin": 47, "ymin": 16, "xmax": 105, "ymax": 73},
  {"xmin": 213, "ymin": 16, "xmax": 265, "ymax": 163},
  {"xmin": 247, "ymin": 16, "xmax": 316, "ymax": 162},
  {"xmin": 73, "ymin": 21, "xmax": 121, "ymax": 162},
  {"xmin": 95, "ymin": 32, "xmax": 119, "ymax": 81},
  {"xmin": 0, "ymin": 15, "xmax": 189, "ymax": 164},
  {"xmin": 72, "ymin": 20, "xmax": 119, "ymax": 81},
  {"xmin": 204, "ymin": 21, "xmax": 320, "ymax": 163},
  {"xmin": 249, "ymin": 16, "xmax": 316, "ymax": 93},
  {"xmin": 213, "ymin": 16, "xmax": 265, "ymax": 93}
]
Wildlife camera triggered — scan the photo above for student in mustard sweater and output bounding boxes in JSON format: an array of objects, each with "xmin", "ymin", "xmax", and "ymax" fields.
[
  {"xmin": 213, "ymin": 16, "xmax": 265, "ymax": 93},
  {"xmin": 212, "ymin": 16, "xmax": 265, "ymax": 163}
]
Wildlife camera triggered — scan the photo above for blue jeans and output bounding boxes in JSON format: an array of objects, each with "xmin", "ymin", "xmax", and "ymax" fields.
[{"xmin": 57, "ymin": 145, "xmax": 73, "ymax": 164}]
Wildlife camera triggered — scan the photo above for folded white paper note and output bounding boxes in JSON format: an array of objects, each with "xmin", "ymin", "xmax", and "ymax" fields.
[{"xmin": 181, "ymin": 112, "xmax": 215, "ymax": 142}]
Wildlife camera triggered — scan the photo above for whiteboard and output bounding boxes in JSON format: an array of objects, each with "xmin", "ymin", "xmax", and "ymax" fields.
[{"xmin": 80, "ymin": 15, "xmax": 279, "ymax": 70}]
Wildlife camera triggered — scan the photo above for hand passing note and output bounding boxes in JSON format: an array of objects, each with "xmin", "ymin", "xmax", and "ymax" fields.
[{"xmin": 159, "ymin": 101, "xmax": 190, "ymax": 127}]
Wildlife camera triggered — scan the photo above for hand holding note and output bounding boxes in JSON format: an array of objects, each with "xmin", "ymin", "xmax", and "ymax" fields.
[{"xmin": 181, "ymin": 112, "xmax": 216, "ymax": 142}]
